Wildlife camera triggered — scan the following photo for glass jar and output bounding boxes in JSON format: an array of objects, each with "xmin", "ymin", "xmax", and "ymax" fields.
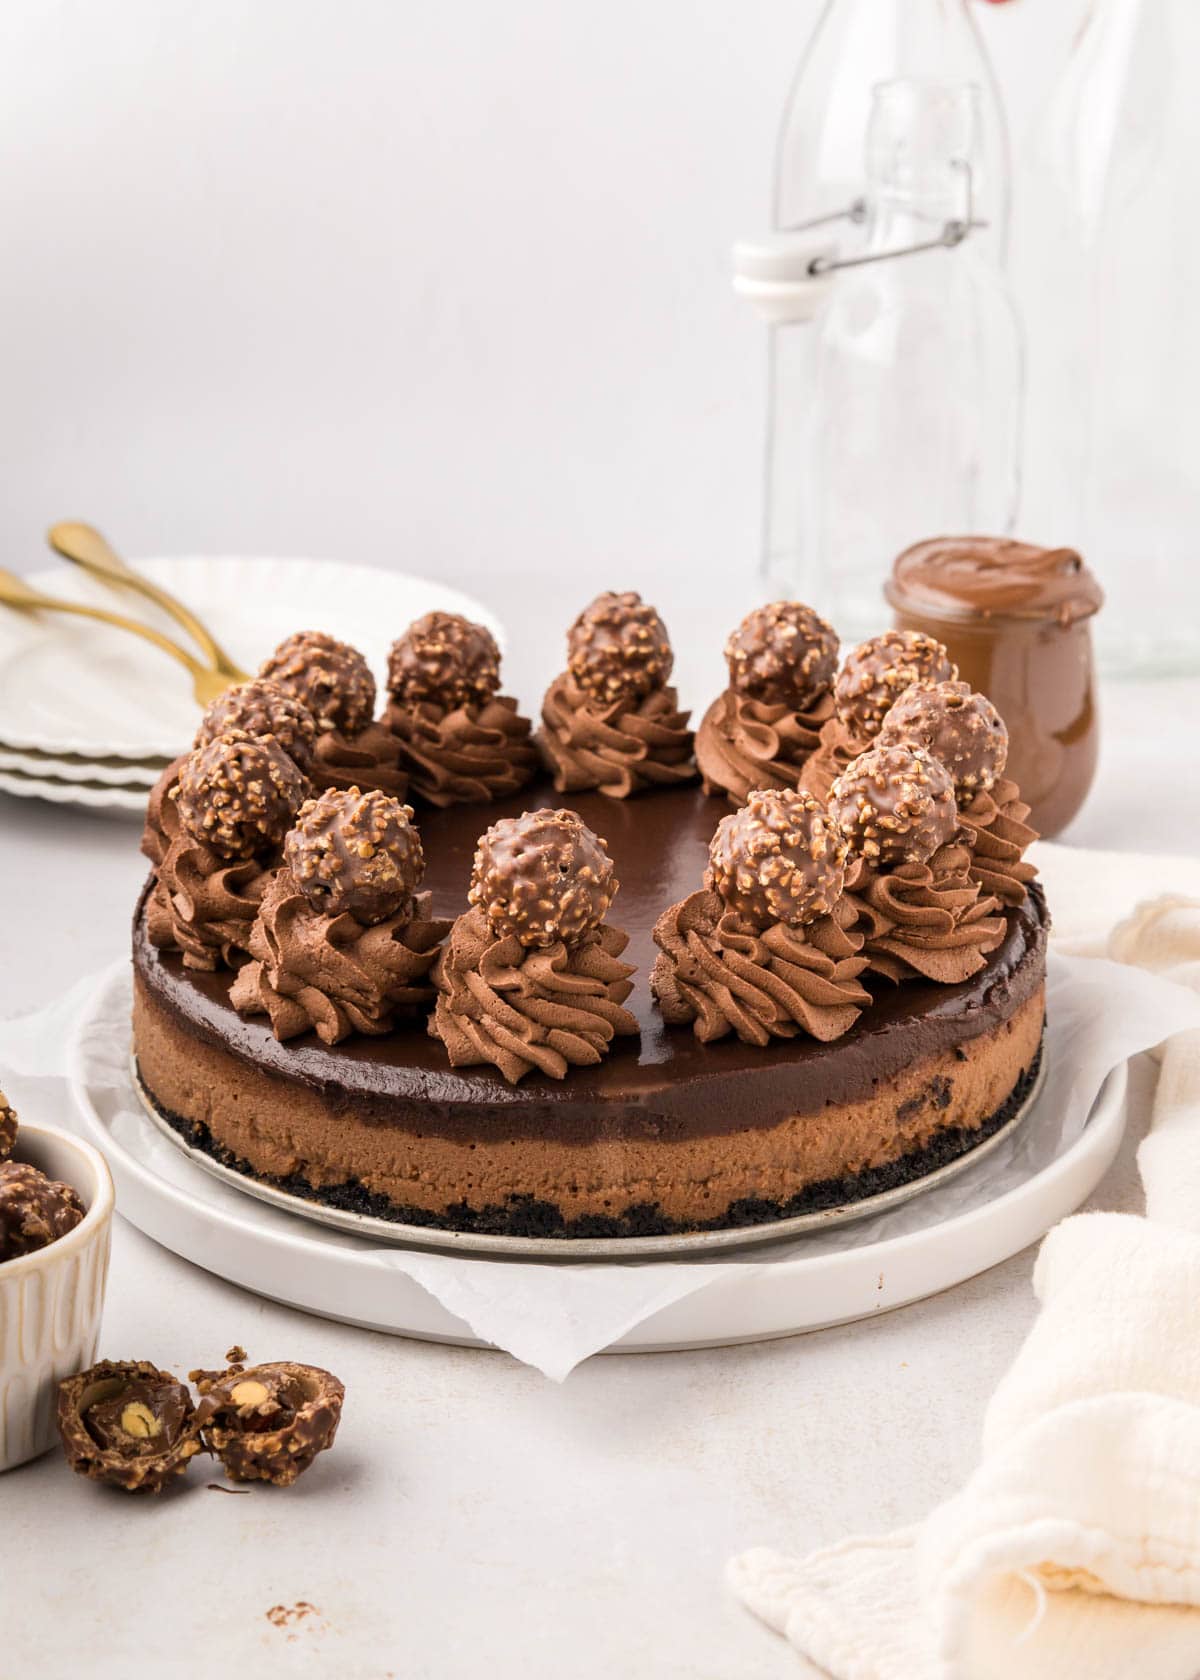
[
  {"xmin": 886, "ymin": 536, "xmax": 1103, "ymax": 837},
  {"xmin": 797, "ymin": 79, "xmax": 1023, "ymax": 642},
  {"xmin": 1015, "ymin": 0, "xmax": 1200, "ymax": 675},
  {"xmin": 761, "ymin": 0, "xmax": 1012, "ymax": 608}
]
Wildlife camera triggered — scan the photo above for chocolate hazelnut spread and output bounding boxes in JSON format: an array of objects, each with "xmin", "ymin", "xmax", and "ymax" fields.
[{"xmin": 887, "ymin": 536, "xmax": 1103, "ymax": 836}]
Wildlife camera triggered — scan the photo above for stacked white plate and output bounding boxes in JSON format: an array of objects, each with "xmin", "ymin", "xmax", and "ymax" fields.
[{"xmin": 0, "ymin": 556, "xmax": 503, "ymax": 815}]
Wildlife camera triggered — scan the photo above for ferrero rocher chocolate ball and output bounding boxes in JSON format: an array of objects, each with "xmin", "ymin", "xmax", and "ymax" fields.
[
  {"xmin": 195, "ymin": 677, "xmax": 319, "ymax": 773},
  {"xmin": 469, "ymin": 808, "xmax": 617, "ymax": 948},
  {"xmin": 191, "ymin": 1358, "xmax": 344, "ymax": 1486},
  {"xmin": 387, "ymin": 611, "xmax": 502, "ymax": 710},
  {"xmin": 57, "ymin": 1360, "xmax": 201, "ymax": 1494},
  {"xmin": 834, "ymin": 630, "xmax": 958, "ymax": 746},
  {"xmin": 0, "ymin": 1159, "xmax": 86, "ymax": 1261},
  {"xmin": 878, "ymin": 679, "xmax": 1009, "ymax": 805},
  {"xmin": 176, "ymin": 730, "xmax": 308, "ymax": 860},
  {"xmin": 725, "ymin": 601, "xmax": 839, "ymax": 711},
  {"xmin": 705, "ymin": 787, "xmax": 848, "ymax": 930},
  {"xmin": 285, "ymin": 786, "xmax": 425, "ymax": 924},
  {"xmin": 0, "ymin": 1090, "xmax": 15, "ymax": 1162},
  {"xmin": 259, "ymin": 630, "xmax": 377, "ymax": 736},
  {"xmin": 567, "ymin": 591, "xmax": 673, "ymax": 706},
  {"xmin": 829, "ymin": 742, "xmax": 957, "ymax": 868}
]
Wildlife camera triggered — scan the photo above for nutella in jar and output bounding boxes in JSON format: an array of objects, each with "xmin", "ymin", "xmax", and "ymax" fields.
[{"xmin": 885, "ymin": 537, "xmax": 1103, "ymax": 837}]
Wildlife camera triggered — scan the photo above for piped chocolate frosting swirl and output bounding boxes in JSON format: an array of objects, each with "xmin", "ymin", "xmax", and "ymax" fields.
[
  {"xmin": 429, "ymin": 807, "xmax": 637, "ymax": 1083},
  {"xmin": 697, "ymin": 601, "xmax": 837, "ymax": 805},
  {"xmin": 230, "ymin": 870, "xmax": 448, "ymax": 1045},
  {"xmin": 538, "ymin": 592, "xmax": 695, "ymax": 798},
  {"xmin": 384, "ymin": 612, "xmax": 535, "ymax": 805},
  {"xmin": 652, "ymin": 787, "xmax": 869, "ymax": 1046}
]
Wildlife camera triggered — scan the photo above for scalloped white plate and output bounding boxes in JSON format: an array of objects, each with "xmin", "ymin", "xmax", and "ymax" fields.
[
  {"xmin": 0, "ymin": 764, "xmax": 148, "ymax": 814},
  {"xmin": 0, "ymin": 744, "xmax": 164, "ymax": 787},
  {"xmin": 0, "ymin": 556, "xmax": 504, "ymax": 761}
]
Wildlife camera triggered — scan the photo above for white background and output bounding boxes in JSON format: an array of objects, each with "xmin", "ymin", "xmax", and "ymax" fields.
[{"xmin": 1, "ymin": 0, "xmax": 1088, "ymax": 593}]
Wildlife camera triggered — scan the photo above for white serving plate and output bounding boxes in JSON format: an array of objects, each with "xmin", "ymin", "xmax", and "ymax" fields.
[
  {"xmin": 0, "ymin": 556, "xmax": 503, "ymax": 761},
  {"xmin": 0, "ymin": 743, "xmax": 165, "ymax": 788},
  {"xmin": 70, "ymin": 968, "xmax": 1128, "ymax": 1355},
  {"xmin": 0, "ymin": 764, "xmax": 148, "ymax": 815}
]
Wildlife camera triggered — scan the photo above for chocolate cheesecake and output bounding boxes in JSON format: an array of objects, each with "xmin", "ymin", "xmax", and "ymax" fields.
[{"xmin": 132, "ymin": 779, "xmax": 1047, "ymax": 1237}]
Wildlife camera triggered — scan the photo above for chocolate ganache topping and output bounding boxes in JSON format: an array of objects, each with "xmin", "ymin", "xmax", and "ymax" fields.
[
  {"xmin": 832, "ymin": 744, "xmax": 1007, "ymax": 984},
  {"xmin": 538, "ymin": 592, "xmax": 696, "ymax": 798},
  {"xmin": 697, "ymin": 601, "xmax": 838, "ymax": 805},
  {"xmin": 888, "ymin": 536, "xmax": 1104, "ymax": 627},
  {"xmin": 800, "ymin": 629, "xmax": 958, "ymax": 802},
  {"xmin": 146, "ymin": 733, "xmax": 309, "ymax": 972},
  {"xmin": 652, "ymin": 788, "xmax": 868, "ymax": 1045},
  {"xmin": 430, "ymin": 809, "xmax": 637, "ymax": 1083},
  {"xmin": 384, "ymin": 612, "xmax": 536, "ymax": 806},
  {"xmin": 231, "ymin": 790, "xmax": 448, "ymax": 1044}
]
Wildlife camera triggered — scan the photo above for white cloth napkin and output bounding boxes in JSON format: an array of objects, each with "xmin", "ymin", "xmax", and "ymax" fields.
[{"xmin": 729, "ymin": 844, "xmax": 1200, "ymax": 1680}]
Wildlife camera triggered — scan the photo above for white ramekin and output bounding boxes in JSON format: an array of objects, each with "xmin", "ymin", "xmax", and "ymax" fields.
[{"xmin": 0, "ymin": 1122, "xmax": 114, "ymax": 1472}]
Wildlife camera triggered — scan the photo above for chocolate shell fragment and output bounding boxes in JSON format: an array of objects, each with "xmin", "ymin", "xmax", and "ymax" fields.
[
  {"xmin": 191, "ymin": 1359, "xmax": 344, "ymax": 1486},
  {"xmin": 57, "ymin": 1360, "xmax": 202, "ymax": 1493}
]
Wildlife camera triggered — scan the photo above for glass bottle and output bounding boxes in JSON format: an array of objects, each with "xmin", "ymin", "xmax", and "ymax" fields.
[
  {"xmin": 797, "ymin": 78, "xmax": 1023, "ymax": 641},
  {"xmin": 762, "ymin": 0, "xmax": 1011, "ymax": 604},
  {"xmin": 1015, "ymin": 0, "xmax": 1200, "ymax": 675}
]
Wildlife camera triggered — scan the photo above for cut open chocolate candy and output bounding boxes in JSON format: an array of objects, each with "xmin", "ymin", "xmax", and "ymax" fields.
[
  {"xmin": 57, "ymin": 1360, "xmax": 202, "ymax": 1493},
  {"xmin": 191, "ymin": 1359, "xmax": 344, "ymax": 1486}
]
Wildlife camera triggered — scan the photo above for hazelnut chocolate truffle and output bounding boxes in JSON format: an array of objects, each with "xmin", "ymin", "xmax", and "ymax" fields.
[
  {"xmin": 725, "ymin": 601, "xmax": 839, "ymax": 711},
  {"xmin": 0, "ymin": 1159, "xmax": 86, "ymax": 1261},
  {"xmin": 195, "ymin": 677, "xmax": 319, "ymax": 773},
  {"xmin": 879, "ymin": 679, "xmax": 1009, "ymax": 805},
  {"xmin": 834, "ymin": 629, "xmax": 958, "ymax": 746},
  {"xmin": 260, "ymin": 630, "xmax": 377, "ymax": 737},
  {"xmin": 284, "ymin": 786, "xmax": 424, "ymax": 924},
  {"xmin": 0, "ymin": 1090, "xmax": 15, "ymax": 1162},
  {"xmin": 192, "ymin": 1358, "xmax": 344, "ymax": 1486},
  {"xmin": 57, "ymin": 1360, "xmax": 201, "ymax": 1493},
  {"xmin": 706, "ymin": 787, "xmax": 848, "ymax": 931},
  {"xmin": 468, "ymin": 808, "xmax": 617, "ymax": 949},
  {"xmin": 567, "ymin": 591, "xmax": 673, "ymax": 706},
  {"xmin": 176, "ymin": 730, "xmax": 308, "ymax": 860},
  {"xmin": 829, "ymin": 742, "xmax": 958, "ymax": 868},
  {"xmin": 387, "ymin": 611, "xmax": 502, "ymax": 711}
]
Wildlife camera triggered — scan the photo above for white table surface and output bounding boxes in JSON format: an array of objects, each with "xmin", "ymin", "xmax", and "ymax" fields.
[{"xmin": 2, "ymin": 571, "xmax": 1196, "ymax": 1680}]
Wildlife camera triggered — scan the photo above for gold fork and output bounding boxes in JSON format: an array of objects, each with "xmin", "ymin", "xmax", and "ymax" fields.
[
  {"xmin": 0, "ymin": 567, "xmax": 237, "ymax": 707},
  {"xmin": 48, "ymin": 521, "xmax": 250, "ymax": 682}
]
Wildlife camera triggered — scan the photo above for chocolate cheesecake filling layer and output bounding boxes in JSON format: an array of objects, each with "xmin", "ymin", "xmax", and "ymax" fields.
[{"xmin": 134, "ymin": 781, "xmax": 1047, "ymax": 1147}]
